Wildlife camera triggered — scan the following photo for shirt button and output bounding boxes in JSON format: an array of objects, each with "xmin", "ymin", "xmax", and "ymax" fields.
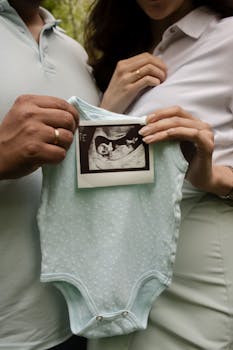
[
  {"xmin": 122, "ymin": 311, "xmax": 129, "ymax": 317},
  {"xmin": 158, "ymin": 45, "xmax": 165, "ymax": 52},
  {"xmin": 96, "ymin": 315, "xmax": 103, "ymax": 321},
  {"xmin": 169, "ymin": 26, "xmax": 176, "ymax": 33}
]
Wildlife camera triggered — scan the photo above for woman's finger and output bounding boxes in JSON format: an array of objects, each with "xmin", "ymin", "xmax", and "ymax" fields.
[
  {"xmin": 140, "ymin": 116, "xmax": 208, "ymax": 136},
  {"xmin": 130, "ymin": 75, "xmax": 161, "ymax": 93},
  {"xmin": 142, "ymin": 126, "xmax": 213, "ymax": 151},
  {"xmin": 130, "ymin": 64, "xmax": 167, "ymax": 83},
  {"xmin": 116, "ymin": 52, "xmax": 167, "ymax": 74},
  {"xmin": 146, "ymin": 106, "xmax": 197, "ymax": 123}
]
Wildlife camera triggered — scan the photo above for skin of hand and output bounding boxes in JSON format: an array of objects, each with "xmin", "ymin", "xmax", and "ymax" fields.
[
  {"xmin": 0, "ymin": 94, "xmax": 79, "ymax": 180},
  {"xmin": 139, "ymin": 105, "xmax": 233, "ymax": 196},
  {"xmin": 100, "ymin": 52, "xmax": 167, "ymax": 114}
]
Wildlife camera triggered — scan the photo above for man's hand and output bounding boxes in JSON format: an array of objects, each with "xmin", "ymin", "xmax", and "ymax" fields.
[{"xmin": 0, "ymin": 94, "xmax": 79, "ymax": 179}]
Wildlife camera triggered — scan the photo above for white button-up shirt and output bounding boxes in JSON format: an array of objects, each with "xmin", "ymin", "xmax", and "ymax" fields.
[{"xmin": 128, "ymin": 6, "xmax": 233, "ymax": 167}]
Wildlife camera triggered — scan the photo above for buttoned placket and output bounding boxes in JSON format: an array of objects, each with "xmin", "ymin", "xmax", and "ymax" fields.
[
  {"xmin": 0, "ymin": 2, "xmax": 57, "ymax": 73},
  {"xmin": 153, "ymin": 24, "xmax": 180, "ymax": 56},
  {"xmin": 18, "ymin": 23, "xmax": 57, "ymax": 73},
  {"xmin": 38, "ymin": 23, "xmax": 58, "ymax": 73}
]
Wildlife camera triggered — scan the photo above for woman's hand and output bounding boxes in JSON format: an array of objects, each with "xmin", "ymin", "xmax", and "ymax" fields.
[
  {"xmin": 139, "ymin": 105, "xmax": 233, "ymax": 196},
  {"xmin": 100, "ymin": 52, "xmax": 167, "ymax": 114}
]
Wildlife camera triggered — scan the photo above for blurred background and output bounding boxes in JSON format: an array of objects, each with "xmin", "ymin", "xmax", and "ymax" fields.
[{"xmin": 42, "ymin": 0, "xmax": 93, "ymax": 44}]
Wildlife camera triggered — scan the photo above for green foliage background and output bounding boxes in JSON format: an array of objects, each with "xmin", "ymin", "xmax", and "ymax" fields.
[{"xmin": 42, "ymin": 0, "xmax": 93, "ymax": 44}]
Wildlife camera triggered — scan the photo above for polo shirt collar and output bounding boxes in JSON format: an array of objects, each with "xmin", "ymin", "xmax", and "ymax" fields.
[
  {"xmin": 0, "ymin": 0, "xmax": 11, "ymax": 12},
  {"xmin": 39, "ymin": 7, "xmax": 61, "ymax": 28},
  {"xmin": 175, "ymin": 6, "xmax": 218, "ymax": 39}
]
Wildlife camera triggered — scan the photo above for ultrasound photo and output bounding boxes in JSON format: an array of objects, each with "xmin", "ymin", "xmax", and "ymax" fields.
[{"xmin": 76, "ymin": 120, "xmax": 154, "ymax": 188}]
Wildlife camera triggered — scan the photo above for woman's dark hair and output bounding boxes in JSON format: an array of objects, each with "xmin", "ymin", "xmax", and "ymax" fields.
[{"xmin": 84, "ymin": 0, "xmax": 233, "ymax": 92}]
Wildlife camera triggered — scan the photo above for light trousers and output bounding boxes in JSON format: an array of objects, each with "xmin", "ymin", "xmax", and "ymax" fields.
[{"xmin": 88, "ymin": 195, "xmax": 233, "ymax": 350}]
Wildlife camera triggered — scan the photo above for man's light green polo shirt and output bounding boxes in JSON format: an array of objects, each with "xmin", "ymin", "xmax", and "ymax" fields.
[{"xmin": 0, "ymin": 1, "xmax": 99, "ymax": 349}]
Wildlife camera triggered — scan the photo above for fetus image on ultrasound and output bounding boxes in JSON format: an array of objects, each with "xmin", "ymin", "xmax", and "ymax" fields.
[
  {"xmin": 78, "ymin": 124, "xmax": 149, "ymax": 173},
  {"xmin": 95, "ymin": 131, "xmax": 139, "ymax": 160}
]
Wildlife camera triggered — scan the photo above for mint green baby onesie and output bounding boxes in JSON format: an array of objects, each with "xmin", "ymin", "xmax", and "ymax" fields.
[{"xmin": 37, "ymin": 98, "xmax": 188, "ymax": 339}]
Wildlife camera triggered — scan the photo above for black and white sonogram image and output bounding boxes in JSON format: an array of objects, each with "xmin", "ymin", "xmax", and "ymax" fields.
[{"xmin": 78, "ymin": 124, "xmax": 149, "ymax": 173}]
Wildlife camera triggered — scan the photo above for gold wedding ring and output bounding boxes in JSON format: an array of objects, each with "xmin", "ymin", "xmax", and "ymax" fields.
[{"xmin": 54, "ymin": 128, "xmax": 60, "ymax": 145}]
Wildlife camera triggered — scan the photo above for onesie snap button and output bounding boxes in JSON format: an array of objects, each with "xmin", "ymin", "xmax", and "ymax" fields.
[
  {"xmin": 122, "ymin": 311, "xmax": 129, "ymax": 317},
  {"xmin": 96, "ymin": 315, "xmax": 103, "ymax": 321}
]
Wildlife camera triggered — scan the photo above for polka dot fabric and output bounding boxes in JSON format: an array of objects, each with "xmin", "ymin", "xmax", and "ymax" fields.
[{"xmin": 37, "ymin": 98, "xmax": 188, "ymax": 338}]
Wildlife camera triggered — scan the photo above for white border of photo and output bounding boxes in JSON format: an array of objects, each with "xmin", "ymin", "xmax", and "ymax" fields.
[{"xmin": 76, "ymin": 119, "xmax": 154, "ymax": 188}]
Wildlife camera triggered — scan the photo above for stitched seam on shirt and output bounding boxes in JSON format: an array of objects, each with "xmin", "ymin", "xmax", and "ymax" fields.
[{"xmin": 216, "ymin": 206, "xmax": 233, "ymax": 349}]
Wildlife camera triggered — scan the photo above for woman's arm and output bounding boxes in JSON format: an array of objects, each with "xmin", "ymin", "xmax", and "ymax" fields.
[{"xmin": 139, "ymin": 106, "xmax": 233, "ymax": 197}]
